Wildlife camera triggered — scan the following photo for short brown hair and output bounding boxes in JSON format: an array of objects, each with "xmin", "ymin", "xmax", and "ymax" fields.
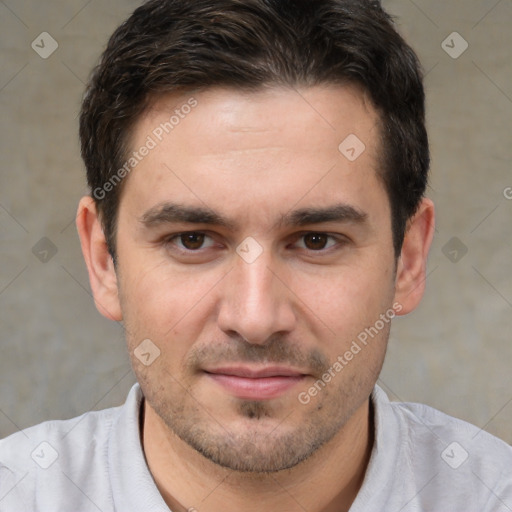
[{"xmin": 79, "ymin": 0, "xmax": 429, "ymax": 261}]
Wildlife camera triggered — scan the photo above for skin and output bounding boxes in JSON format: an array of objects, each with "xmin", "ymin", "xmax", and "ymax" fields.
[{"xmin": 77, "ymin": 84, "xmax": 434, "ymax": 512}]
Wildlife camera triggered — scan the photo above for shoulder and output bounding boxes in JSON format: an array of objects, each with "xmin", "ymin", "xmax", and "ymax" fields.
[
  {"xmin": 0, "ymin": 405, "xmax": 120, "ymax": 470},
  {"xmin": 0, "ymin": 397, "xmax": 128, "ymax": 511},
  {"xmin": 370, "ymin": 386, "xmax": 512, "ymax": 510},
  {"xmin": 391, "ymin": 393, "xmax": 512, "ymax": 462}
]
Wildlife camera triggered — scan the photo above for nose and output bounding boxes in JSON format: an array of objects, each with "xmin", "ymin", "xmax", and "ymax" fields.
[{"xmin": 217, "ymin": 248, "xmax": 297, "ymax": 345}]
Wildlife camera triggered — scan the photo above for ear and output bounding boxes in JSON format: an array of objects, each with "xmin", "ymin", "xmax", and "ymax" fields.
[
  {"xmin": 76, "ymin": 196, "xmax": 123, "ymax": 321},
  {"xmin": 394, "ymin": 198, "xmax": 435, "ymax": 315}
]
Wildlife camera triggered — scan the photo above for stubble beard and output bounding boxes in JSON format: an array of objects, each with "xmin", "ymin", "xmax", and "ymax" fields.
[
  {"xmin": 142, "ymin": 367, "xmax": 380, "ymax": 474},
  {"xmin": 134, "ymin": 326, "xmax": 389, "ymax": 473}
]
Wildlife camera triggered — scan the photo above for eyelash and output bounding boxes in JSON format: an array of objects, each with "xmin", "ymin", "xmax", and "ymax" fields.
[{"xmin": 163, "ymin": 231, "xmax": 348, "ymax": 256}]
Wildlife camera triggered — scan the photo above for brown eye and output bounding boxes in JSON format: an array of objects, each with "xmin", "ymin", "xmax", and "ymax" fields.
[
  {"xmin": 303, "ymin": 233, "xmax": 329, "ymax": 250},
  {"xmin": 179, "ymin": 232, "xmax": 206, "ymax": 250}
]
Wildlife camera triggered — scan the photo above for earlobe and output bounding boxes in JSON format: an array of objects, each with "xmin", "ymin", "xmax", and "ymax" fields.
[
  {"xmin": 76, "ymin": 196, "xmax": 123, "ymax": 322},
  {"xmin": 394, "ymin": 198, "xmax": 435, "ymax": 315}
]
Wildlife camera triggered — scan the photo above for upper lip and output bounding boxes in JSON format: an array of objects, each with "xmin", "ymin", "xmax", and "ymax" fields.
[{"xmin": 204, "ymin": 366, "xmax": 306, "ymax": 378}]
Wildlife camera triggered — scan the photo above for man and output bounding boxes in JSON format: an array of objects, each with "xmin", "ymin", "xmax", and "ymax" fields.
[{"xmin": 1, "ymin": 0, "xmax": 511, "ymax": 510}]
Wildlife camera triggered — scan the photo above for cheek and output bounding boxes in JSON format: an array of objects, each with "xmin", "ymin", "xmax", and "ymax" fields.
[
  {"xmin": 118, "ymin": 256, "xmax": 220, "ymax": 345},
  {"xmin": 290, "ymin": 262, "xmax": 394, "ymax": 333}
]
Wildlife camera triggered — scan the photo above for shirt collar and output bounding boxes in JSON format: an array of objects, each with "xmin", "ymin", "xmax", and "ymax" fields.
[
  {"xmin": 108, "ymin": 383, "xmax": 170, "ymax": 512},
  {"xmin": 108, "ymin": 383, "xmax": 403, "ymax": 512}
]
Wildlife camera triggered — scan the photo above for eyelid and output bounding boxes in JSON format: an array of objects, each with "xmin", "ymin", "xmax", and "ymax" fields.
[
  {"xmin": 291, "ymin": 232, "xmax": 349, "ymax": 252},
  {"xmin": 162, "ymin": 230, "xmax": 350, "ymax": 255},
  {"xmin": 164, "ymin": 231, "xmax": 217, "ymax": 252}
]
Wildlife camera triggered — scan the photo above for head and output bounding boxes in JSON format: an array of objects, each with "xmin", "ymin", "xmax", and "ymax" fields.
[{"xmin": 77, "ymin": 0, "xmax": 434, "ymax": 473}]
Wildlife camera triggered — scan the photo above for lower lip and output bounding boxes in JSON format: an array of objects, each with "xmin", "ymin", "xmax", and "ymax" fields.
[{"xmin": 206, "ymin": 373, "xmax": 304, "ymax": 400}]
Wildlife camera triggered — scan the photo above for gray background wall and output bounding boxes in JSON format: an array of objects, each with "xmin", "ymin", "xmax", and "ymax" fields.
[{"xmin": 0, "ymin": 0, "xmax": 511, "ymax": 444}]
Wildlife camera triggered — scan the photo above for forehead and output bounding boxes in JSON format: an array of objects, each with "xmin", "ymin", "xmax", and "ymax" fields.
[
  {"xmin": 120, "ymin": 84, "xmax": 387, "ymax": 229},
  {"xmin": 139, "ymin": 84, "xmax": 379, "ymax": 159}
]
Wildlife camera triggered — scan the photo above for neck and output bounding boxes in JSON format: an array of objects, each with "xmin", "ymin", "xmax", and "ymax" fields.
[{"xmin": 142, "ymin": 398, "xmax": 373, "ymax": 512}]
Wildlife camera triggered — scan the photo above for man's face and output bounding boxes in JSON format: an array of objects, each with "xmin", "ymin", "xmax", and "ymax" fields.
[{"xmin": 115, "ymin": 84, "xmax": 398, "ymax": 472}]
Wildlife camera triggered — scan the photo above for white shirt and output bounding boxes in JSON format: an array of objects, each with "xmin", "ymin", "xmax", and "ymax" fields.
[{"xmin": 0, "ymin": 383, "xmax": 511, "ymax": 511}]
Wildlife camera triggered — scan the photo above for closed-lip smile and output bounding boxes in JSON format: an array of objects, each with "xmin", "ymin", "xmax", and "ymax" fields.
[{"xmin": 203, "ymin": 366, "xmax": 307, "ymax": 400}]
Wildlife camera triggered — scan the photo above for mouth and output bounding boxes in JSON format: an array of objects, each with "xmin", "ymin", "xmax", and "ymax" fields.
[{"xmin": 203, "ymin": 366, "xmax": 308, "ymax": 401}]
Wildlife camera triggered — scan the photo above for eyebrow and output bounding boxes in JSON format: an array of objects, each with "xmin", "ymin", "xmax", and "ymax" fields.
[
  {"xmin": 139, "ymin": 202, "xmax": 368, "ymax": 231},
  {"xmin": 139, "ymin": 203, "xmax": 237, "ymax": 230},
  {"xmin": 281, "ymin": 204, "xmax": 367, "ymax": 227}
]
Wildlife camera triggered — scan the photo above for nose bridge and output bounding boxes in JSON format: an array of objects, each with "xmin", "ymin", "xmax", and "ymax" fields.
[
  {"xmin": 217, "ymin": 247, "xmax": 295, "ymax": 344},
  {"xmin": 240, "ymin": 253, "xmax": 275, "ymax": 308}
]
